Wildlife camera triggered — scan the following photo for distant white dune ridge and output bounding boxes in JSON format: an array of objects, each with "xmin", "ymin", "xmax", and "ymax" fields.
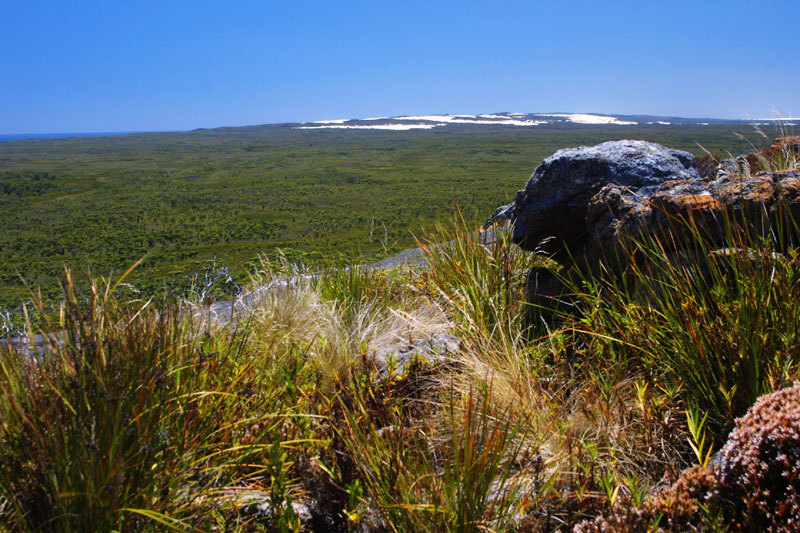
[
  {"xmin": 297, "ymin": 123, "xmax": 439, "ymax": 131},
  {"xmin": 541, "ymin": 113, "xmax": 637, "ymax": 125},
  {"xmin": 298, "ymin": 113, "xmax": 642, "ymax": 130}
]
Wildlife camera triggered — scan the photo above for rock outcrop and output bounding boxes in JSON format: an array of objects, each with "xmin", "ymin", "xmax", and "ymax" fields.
[
  {"xmin": 719, "ymin": 135, "xmax": 800, "ymax": 178},
  {"xmin": 489, "ymin": 140, "xmax": 701, "ymax": 258},
  {"xmin": 584, "ymin": 167, "xmax": 800, "ymax": 269},
  {"xmin": 489, "ymin": 138, "xmax": 800, "ymax": 271}
]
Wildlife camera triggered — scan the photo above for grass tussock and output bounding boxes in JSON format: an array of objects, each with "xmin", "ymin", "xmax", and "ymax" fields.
[
  {"xmin": 0, "ymin": 271, "xmax": 304, "ymax": 531},
  {"xmin": 2, "ymin": 139, "xmax": 800, "ymax": 531},
  {"xmin": 338, "ymin": 381, "xmax": 537, "ymax": 532},
  {"xmin": 573, "ymin": 210, "xmax": 800, "ymax": 439}
]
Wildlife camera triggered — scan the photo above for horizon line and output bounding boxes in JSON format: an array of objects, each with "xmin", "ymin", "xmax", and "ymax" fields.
[{"xmin": 2, "ymin": 112, "xmax": 797, "ymax": 139}]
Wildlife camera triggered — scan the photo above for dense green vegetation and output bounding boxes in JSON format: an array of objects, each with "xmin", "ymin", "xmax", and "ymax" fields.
[{"xmin": 0, "ymin": 122, "xmax": 762, "ymax": 312}]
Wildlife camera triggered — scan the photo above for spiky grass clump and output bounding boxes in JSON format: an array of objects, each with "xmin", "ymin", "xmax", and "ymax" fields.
[
  {"xmin": 417, "ymin": 217, "xmax": 567, "ymax": 466},
  {"xmin": 572, "ymin": 209, "xmax": 800, "ymax": 439},
  {"xmin": 410, "ymin": 216, "xmax": 686, "ymax": 529},
  {"xmin": 0, "ymin": 271, "xmax": 310, "ymax": 531},
  {"xmin": 338, "ymin": 380, "xmax": 537, "ymax": 533},
  {"xmin": 738, "ymin": 131, "xmax": 800, "ymax": 176},
  {"xmin": 417, "ymin": 215, "xmax": 530, "ymax": 348},
  {"xmin": 245, "ymin": 260, "xmax": 451, "ymax": 391}
]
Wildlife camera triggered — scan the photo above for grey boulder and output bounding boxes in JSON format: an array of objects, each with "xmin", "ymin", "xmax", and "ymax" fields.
[{"xmin": 498, "ymin": 139, "xmax": 701, "ymax": 256}]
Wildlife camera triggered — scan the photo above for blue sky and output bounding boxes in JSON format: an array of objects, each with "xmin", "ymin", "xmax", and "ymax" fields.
[{"xmin": 2, "ymin": 0, "xmax": 798, "ymax": 133}]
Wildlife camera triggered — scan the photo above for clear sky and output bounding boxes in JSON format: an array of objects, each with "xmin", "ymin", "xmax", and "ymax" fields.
[{"xmin": 2, "ymin": 0, "xmax": 798, "ymax": 133}]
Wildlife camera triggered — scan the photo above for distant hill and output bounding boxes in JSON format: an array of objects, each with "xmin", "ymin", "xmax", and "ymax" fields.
[
  {"xmin": 291, "ymin": 112, "xmax": 797, "ymax": 132},
  {"xmin": 0, "ymin": 131, "xmax": 147, "ymax": 142},
  {"xmin": 4, "ymin": 113, "xmax": 795, "ymax": 142}
]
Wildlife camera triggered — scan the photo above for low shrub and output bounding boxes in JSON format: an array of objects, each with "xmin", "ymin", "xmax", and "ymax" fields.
[{"xmin": 717, "ymin": 380, "xmax": 800, "ymax": 531}]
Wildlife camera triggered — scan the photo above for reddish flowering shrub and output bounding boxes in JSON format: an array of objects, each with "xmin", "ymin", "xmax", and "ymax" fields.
[
  {"xmin": 575, "ymin": 383, "xmax": 800, "ymax": 532},
  {"xmin": 657, "ymin": 465, "xmax": 721, "ymax": 530},
  {"xmin": 716, "ymin": 381, "xmax": 800, "ymax": 531},
  {"xmin": 573, "ymin": 466, "xmax": 721, "ymax": 533}
]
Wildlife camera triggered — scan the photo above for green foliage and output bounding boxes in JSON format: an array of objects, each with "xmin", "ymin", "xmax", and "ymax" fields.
[
  {"xmin": 313, "ymin": 265, "xmax": 410, "ymax": 323},
  {"xmin": 572, "ymin": 206, "xmax": 800, "ymax": 440},
  {"xmin": 2, "ymin": 129, "xmax": 798, "ymax": 531},
  {"xmin": 338, "ymin": 381, "xmax": 531, "ymax": 532},
  {"xmin": 418, "ymin": 214, "xmax": 530, "ymax": 345},
  {"xmin": 0, "ymin": 171, "xmax": 56, "ymax": 196},
  {"xmin": 0, "ymin": 270, "xmax": 310, "ymax": 531},
  {"xmin": 267, "ymin": 434, "xmax": 301, "ymax": 533},
  {"xmin": 4, "ymin": 203, "xmax": 798, "ymax": 530}
]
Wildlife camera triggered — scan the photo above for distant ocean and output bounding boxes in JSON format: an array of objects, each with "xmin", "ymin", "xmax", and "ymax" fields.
[{"xmin": 0, "ymin": 131, "xmax": 145, "ymax": 142}]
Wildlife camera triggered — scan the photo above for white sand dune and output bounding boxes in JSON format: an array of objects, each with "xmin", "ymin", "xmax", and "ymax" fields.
[
  {"xmin": 303, "ymin": 113, "xmax": 772, "ymax": 130},
  {"xmin": 541, "ymin": 113, "xmax": 637, "ymax": 125},
  {"xmin": 297, "ymin": 117, "xmax": 545, "ymax": 130},
  {"xmin": 297, "ymin": 123, "xmax": 439, "ymax": 131},
  {"xmin": 395, "ymin": 114, "xmax": 543, "ymax": 126},
  {"xmin": 451, "ymin": 118, "xmax": 545, "ymax": 126},
  {"xmin": 394, "ymin": 115, "xmax": 475, "ymax": 122},
  {"xmin": 298, "ymin": 112, "xmax": 664, "ymax": 131}
]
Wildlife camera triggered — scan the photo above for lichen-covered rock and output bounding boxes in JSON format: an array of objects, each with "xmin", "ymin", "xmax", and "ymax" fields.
[
  {"xmin": 582, "ymin": 169, "xmax": 800, "ymax": 269},
  {"xmin": 716, "ymin": 381, "xmax": 800, "ymax": 531},
  {"xmin": 372, "ymin": 333, "xmax": 461, "ymax": 374},
  {"xmin": 498, "ymin": 140, "xmax": 701, "ymax": 255},
  {"xmin": 489, "ymin": 138, "xmax": 800, "ymax": 274},
  {"xmin": 719, "ymin": 135, "xmax": 800, "ymax": 177}
]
